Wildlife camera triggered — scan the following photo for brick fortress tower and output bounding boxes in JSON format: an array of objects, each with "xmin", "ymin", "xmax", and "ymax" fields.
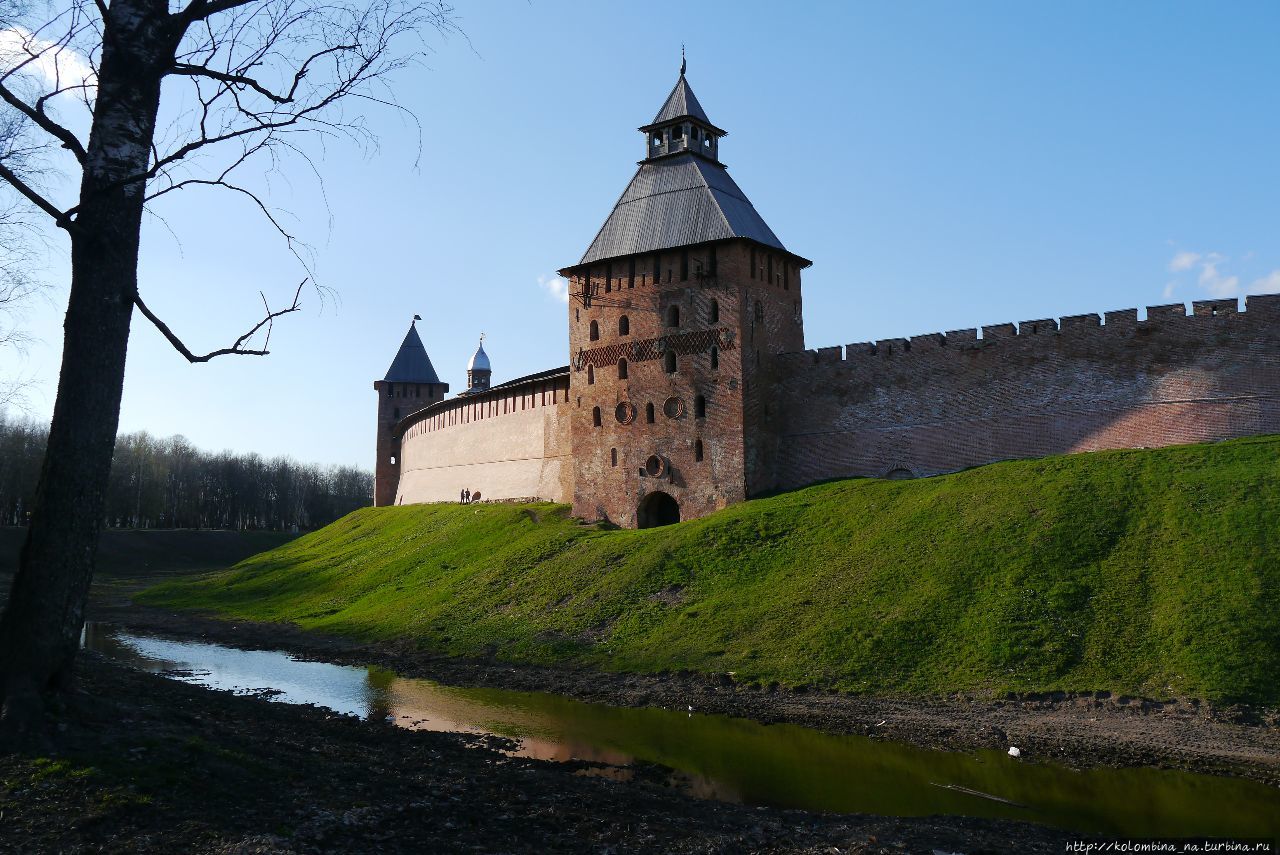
[
  {"xmin": 560, "ymin": 61, "xmax": 811, "ymax": 527},
  {"xmin": 372, "ymin": 317, "xmax": 448, "ymax": 506}
]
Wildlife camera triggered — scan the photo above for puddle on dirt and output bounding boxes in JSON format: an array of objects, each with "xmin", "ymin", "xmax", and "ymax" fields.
[{"xmin": 83, "ymin": 623, "xmax": 1280, "ymax": 839}]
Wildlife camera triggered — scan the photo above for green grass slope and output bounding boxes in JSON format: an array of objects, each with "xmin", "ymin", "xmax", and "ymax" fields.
[{"xmin": 139, "ymin": 436, "xmax": 1280, "ymax": 703}]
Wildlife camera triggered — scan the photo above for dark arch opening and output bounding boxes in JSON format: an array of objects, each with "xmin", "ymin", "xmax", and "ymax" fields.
[
  {"xmin": 617, "ymin": 358, "xmax": 628, "ymax": 380},
  {"xmin": 619, "ymin": 315, "xmax": 629, "ymax": 336},
  {"xmin": 637, "ymin": 491, "xmax": 680, "ymax": 529},
  {"xmin": 587, "ymin": 364, "xmax": 595, "ymax": 385},
  {"xmin": 589, "ymin": 320, "xmax": 599, "ymax": 341},
  {"xmin": 710, "ymin": 299, "xmax": 719, "ymax": 323},
  {"xmin": 666, "ymin": 305, "xmax": 680, "ymax": 327},
  {"xmin": 664, "ymin": 350, "xmax": 676, "ymax": 373},
  {"xmin": 885, "ymin": 467, "xmax": 914, "ymax": 480}
]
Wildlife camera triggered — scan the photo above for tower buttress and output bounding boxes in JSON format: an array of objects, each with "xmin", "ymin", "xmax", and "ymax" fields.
[{"xmin": 373, "ymin": 316, "xmax": 447, "ymax": 506}]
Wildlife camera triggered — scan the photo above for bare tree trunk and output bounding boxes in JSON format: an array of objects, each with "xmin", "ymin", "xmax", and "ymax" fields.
[{"xmin": 0, "ymin": 0, "xmax": 169, "ymax": 726}]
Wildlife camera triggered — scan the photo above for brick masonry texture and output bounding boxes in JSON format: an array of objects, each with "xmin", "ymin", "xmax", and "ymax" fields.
[
  {"xmin": 771, "ymin": 295, "xmax": 1280, "ymax": 489},
  {"xmin": 378, "ymin": 241, "xmax": 1280, "ymax": 527}
]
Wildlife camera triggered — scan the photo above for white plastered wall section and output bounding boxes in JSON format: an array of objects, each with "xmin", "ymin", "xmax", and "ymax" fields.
[{"xmin": 395, "ymin": 403, "xmax": 572, "ymax": 505}]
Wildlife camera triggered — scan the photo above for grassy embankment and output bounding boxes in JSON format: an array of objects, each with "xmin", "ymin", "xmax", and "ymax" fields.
[{"xmin": 140, "ymin": 436, "xmax": 1280, "ymax": 704}]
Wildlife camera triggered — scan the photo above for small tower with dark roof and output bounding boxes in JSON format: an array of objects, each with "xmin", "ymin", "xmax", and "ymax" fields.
[
  {"xmin": 372, "ymin": 316, "xmax": 448, "ymax": 506},
  {"xmin": 465, "ymin": 335, "xmax": 491, "ymax": 393}
]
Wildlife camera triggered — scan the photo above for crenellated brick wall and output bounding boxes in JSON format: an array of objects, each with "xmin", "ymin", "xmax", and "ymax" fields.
[{"xmin": 769, "ymin": 295, "xmax": 1280, "ymax": 490}]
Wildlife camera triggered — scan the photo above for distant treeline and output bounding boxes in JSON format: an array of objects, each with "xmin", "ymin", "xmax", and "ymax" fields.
[{"xmin": 0, "ymin": 416, "xmax": 372, "ymax": 530}]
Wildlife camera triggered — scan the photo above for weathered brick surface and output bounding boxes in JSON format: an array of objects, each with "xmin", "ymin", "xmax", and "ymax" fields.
[
  {"xmin": 393, "ymin": 376, "xmax": 572, "ymax": 504},
  {"xmin": 376, "ymin": 246, "xmax": 1280, "ymax": 526},
  {"xmin": 561, "ymin": 240, "xmax": 805, "ymax": 526},
  {"xmin": 770, "ymin": 294, "xmax": 1280, "ymax": 489},
  {"xmin": 372, "ymin": 380, "xmax": 446, "ymax": 507}
]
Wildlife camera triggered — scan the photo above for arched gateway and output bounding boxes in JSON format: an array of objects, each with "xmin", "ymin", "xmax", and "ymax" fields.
[{"xmin": 637, "ymin": 491, "xmax": 680, "ymax": 528}]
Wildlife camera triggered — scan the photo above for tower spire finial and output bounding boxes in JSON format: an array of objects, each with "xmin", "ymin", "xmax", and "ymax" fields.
[{"xmin": 680, "ymin": 44, "xmax": 686, "ymax": 77}]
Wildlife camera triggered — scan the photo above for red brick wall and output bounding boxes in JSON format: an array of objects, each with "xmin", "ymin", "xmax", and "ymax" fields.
[
  {"xmin": 563, "ymin": 240, "xmax": 806, "ymax": 526},
  {"xmin": 373, "ymin": 379, "xmax": 446, "ymax": 507},
  {"xmin": 770, "ymin": 296, "xmax": 1280, "ymax": 490}
]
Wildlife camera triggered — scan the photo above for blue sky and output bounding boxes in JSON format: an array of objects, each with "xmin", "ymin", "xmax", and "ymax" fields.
[{"xmin": 3, "ymin": 0, "xmax": 1278, "ymax": 469}]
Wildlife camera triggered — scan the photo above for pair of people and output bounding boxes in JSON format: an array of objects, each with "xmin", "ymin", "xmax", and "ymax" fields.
[{"xmin": 459, "ymin": 488, "xmax": 474, "ymax": 504}]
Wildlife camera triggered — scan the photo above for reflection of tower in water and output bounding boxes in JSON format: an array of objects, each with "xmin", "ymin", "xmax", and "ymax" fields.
[{"xmin": 363, "ymin": 666, "xmax": 397, "ymax": 722}]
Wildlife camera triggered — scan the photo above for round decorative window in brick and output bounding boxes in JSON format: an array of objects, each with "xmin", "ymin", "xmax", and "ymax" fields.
[
  {"xmin": 663, "ymin": 396, "xmax": 685, "ymax": 419},
  {"xmin": 644, "ymin": 454, "xmax": 668, "ymax": 478},
  {"xmin": 615, "ymin": 402, "xmax": 636, "ymax": 425}
]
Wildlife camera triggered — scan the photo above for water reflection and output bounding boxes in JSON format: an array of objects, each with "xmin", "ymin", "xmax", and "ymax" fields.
[{"xmin": 83, "ymin": 624, "xmax": 1280, "ymax": 839}]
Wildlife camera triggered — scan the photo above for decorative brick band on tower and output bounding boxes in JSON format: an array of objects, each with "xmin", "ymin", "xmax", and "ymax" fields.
[
  {"xmin": 557, "ymin": 65, "xmax": 810, "ymax": 528},
  {"xmin": 376, "ymin": 67, "xmax": 1280, "ymax": 528}
]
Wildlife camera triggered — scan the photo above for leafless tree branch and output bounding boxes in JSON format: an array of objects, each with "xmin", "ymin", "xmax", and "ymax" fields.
[
  {"xmin": 134, "ymin": 278, "xmax": 305, "ymax": 363},
  {"xmin": 0, "ymin": 159, "xmax": 69, "ymax": 227}
]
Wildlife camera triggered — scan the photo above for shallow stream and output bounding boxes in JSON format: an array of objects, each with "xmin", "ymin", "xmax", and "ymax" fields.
[{"xmin": 83, "ymin": 624, "xmax": 1280, "ymax": 838}]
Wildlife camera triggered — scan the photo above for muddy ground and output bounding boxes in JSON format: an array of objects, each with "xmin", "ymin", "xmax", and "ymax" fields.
[
  {"xmin": 0, "ymin": 655, "xmax": 1073, "ymax": 854},
  {"xmin": 0, "ymin": 560, "xmax": 1277, "ymax": 853}
]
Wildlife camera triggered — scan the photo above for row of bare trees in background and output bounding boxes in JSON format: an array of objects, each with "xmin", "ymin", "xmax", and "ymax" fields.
[{"xmin": 0, "ymin": 415, "xmax": 371, "ymax": 531}]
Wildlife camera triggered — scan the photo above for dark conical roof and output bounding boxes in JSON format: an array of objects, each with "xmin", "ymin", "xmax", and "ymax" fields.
[
  {"xmin": 579, "ymin": 153, "xmax": 786, "ymax": 265},
  {"xmin": 383, "ymin": 322, "xmax": 441, "ymax": 383},
  {"xmin": 651, "ymin": 75, "xmax": 712, "ymax": 127}
]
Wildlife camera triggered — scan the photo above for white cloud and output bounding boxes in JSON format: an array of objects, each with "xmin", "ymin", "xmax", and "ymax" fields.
[
  {"xmin": 0, "ymin": 26, "xmax": 95, "ymax": 93},
  {"xmin": 537, "ymin": 274, "xmax": 568, "ymax": 304},
  {"xmin": 1162, "ymin": 281, "xmax": 1176, "ymax": 300},
  {"xmin": 1248, "ymin": 270, "xmax": 1280, "ymax": 295},
  {"xmin": 1168, "ymin": 251, "xmax": 1200, "ymax": 273},
  {"xmin": 1197, "ymin": 252, "xmax": 1239, "ymax": 298}
]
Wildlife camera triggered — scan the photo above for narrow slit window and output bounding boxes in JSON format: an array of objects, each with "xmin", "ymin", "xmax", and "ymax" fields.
[
  {"xmin": 592, "ymin": 406, "xmax": 602, "ymax": 427},
  {"xmin": 611, "ymin": 448, "xmax": 618, "ymax": 467},
  {"xmin": 666, "ymin": 305, "xmax": 680, "ymax": 327},
  {"xmin": 618, "ymin": 358, "xmax": 628, "ymax": 380},
  {"xmin": 695, "ymin": 395, "xmax": 706, "ymax": 418},
  {"xmin": 664, "ymin": 350, "xmax": 677, "ymax": 373},
  {"xmin": 619, "ymin": 315, "xmax": 630, "ymax": 336},
  {"xmin": 645, "ymin": 402, "xmax": 655, "ymax": 423},
  {"xmin": 710, "ymin": 346, "xmax": 719, "ymax": 368},
  {"xmin": 587, "ymin": 364, "xmax": 595, "ymax": 385},
  {"xmin": 710, "ymin": 299, "xmax": 719, "ymax": 323},
  {"xmin": 695, "ymin": 440, "xmax": 704, "ymax": 462},
  {"xmin": 589, "ymin": 320, "xmax": 599, "ymax": 341}
]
